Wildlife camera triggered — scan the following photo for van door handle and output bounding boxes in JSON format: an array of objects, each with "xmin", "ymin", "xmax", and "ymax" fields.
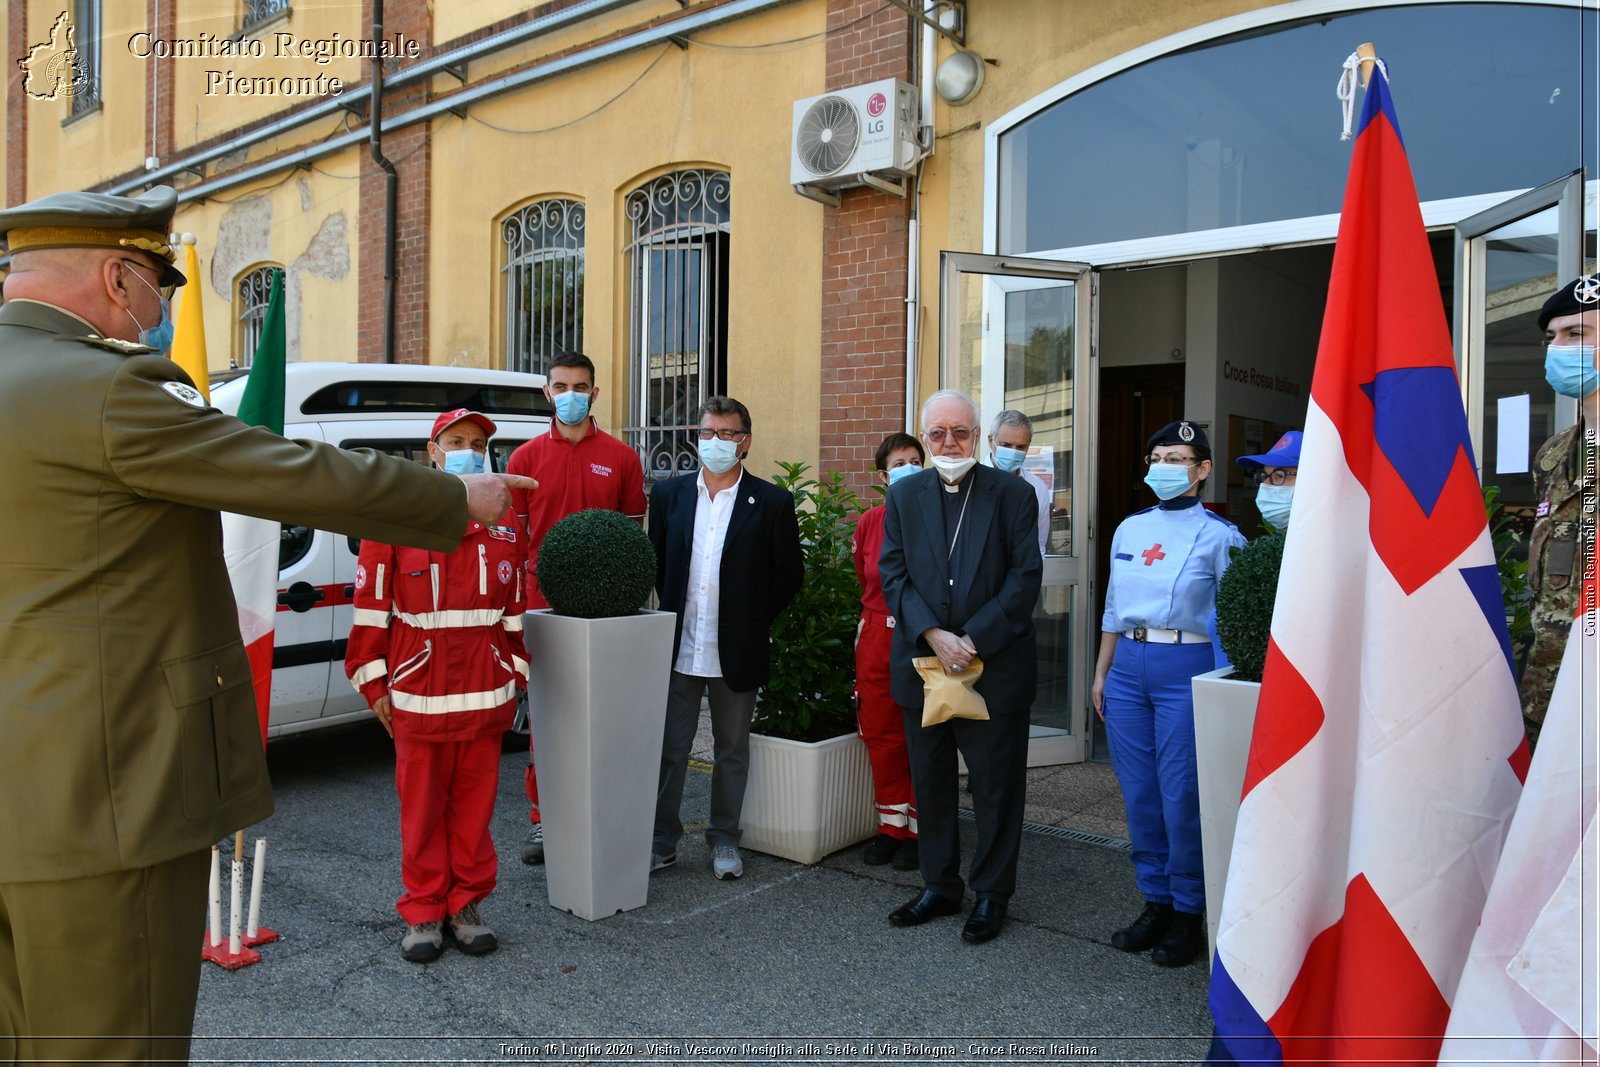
[{"xmin": 277, "ymin": 581, "xmax": 325, "ymax": 613}]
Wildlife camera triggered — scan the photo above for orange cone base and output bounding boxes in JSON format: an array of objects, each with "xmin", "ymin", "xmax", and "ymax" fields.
[
  {"xmin": 243, "ymin": 926, "xmax": 279, "ymax": 948},
  {"xmin": 201, "ymin": 940, "xmax": 262, "ymax": 969}
]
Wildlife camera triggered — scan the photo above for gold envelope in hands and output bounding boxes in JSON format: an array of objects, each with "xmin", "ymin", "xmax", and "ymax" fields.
[{"xmin": 912, "ymin": 655, "xmax": 989, "ymax": 727}]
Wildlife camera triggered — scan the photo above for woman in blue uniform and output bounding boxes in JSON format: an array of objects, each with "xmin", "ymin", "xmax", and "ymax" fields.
[{"xmin": 1092, "ymin": 420, "xmax": 1245, "ymax": 967}]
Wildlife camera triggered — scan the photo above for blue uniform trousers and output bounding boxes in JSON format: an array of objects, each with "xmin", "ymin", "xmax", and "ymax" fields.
[{"xmin": 1102, "ymin": 636, "xmax": 1211, "ymax": 915}]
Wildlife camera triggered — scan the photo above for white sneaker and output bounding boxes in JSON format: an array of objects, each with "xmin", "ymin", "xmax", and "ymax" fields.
[{"xmin": 711, "ymin": 845, "xmax": 744, "ymax": 880}]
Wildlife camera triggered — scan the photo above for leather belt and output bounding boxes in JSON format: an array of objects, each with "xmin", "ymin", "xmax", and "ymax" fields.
[{"xmin": 1125, "ymin": 626, "xmax": 1208, "ymax": 645}]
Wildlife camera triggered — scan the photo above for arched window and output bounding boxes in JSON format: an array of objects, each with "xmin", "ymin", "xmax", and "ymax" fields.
[
  {"xmin": 623, "ymin": 169, "xmax": 730, "ymax": 478},
  {"xmin": 500, "ymin": 198, "xmax": 585, "ymax": 376},
  {"xmin": 235, "ymin": 265, "xmax": 279, "ymax": 368}
]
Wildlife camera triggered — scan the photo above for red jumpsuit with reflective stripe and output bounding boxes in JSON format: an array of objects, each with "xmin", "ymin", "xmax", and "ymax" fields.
[
  {"xmin": 851, "ymin": 504, "xmax": 917, "ymax": 840},
  {"xmin": 345, "ymin": 513, "xmax": 527, "ymax": 924}
]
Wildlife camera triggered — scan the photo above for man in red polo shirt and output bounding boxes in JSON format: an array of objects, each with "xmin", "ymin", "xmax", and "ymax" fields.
[{"xmin": 507, "ymin": 351, "xmax": 649, "ymax": 863}]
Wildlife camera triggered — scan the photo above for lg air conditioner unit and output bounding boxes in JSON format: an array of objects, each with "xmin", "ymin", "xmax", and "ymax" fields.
[{"xmin": 790, "ymin": 78, "xmax": 920, "ymax": 201}]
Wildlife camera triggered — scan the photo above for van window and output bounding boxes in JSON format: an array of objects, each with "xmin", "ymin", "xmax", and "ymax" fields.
[
  {"xmin": 280, "ymin": 524, "xmax": 314, "ymax": 570},
  {"xmin": 300, "ymin": 381, "xmax": 554, "ymax": 418}
]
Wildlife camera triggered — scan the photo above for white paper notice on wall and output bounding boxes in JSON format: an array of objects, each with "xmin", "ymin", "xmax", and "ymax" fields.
[{"xmin": 1497, "ymin": 394, "xmax": 1531, "ymax": 474}]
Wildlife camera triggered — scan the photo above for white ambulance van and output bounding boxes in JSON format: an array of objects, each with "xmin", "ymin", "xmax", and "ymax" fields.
[{"xmin": 208, "ymin": 363, "xmax": 551, "ymax": 738}]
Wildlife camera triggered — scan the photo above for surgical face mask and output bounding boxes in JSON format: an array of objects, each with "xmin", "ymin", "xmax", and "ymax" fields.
[
  {"xmin": 993, "ymin": 445, "xmax": 1026, "ymax": 473},
  {"xmin": 1143, "ymin": 463, "xmax": 1194, "ymax": 500},
  {"xmin": 1255, "ymin": 484, "xmax": 1295, "ymax": 529},
  {"xmin": 1545, "ymin": 344, "xmax": 1599, "ymax": 399},
  {"xmin": 553, "ymin": 390, "xmax": 591, "ymax": 426},
  {"xmin": 439, "ymin": 447, "xmax": 486, "ymax": 476},
  {"xmin": 886, "ymin": 462, "xmax": 921, "ymax": 487},
  {"xmin": 931, "ymin": 455, "xmax": 977, "ymax": 484},
  {"xmin": 123, "ymin": 267, "xmax": 176, "ymax": 353},
  {"xmin": 698, "ymin": 436, "xmax": 741, "ymax": 474}
]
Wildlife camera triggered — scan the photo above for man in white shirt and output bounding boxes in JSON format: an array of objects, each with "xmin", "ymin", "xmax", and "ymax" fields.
[
  {"xmin": 987, "ymin": 409, "xmax": 1051, "ymax": 556},
  {"xmin": 647, "ymin": 397, "xmax": 804, "ymax": 880}
]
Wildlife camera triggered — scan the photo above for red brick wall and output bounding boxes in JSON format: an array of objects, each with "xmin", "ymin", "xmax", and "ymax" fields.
[
  {"xmin": 145, "ymin": 0, "xmax": 175, "ymax": 163},
  {"xmin": 819, "ymin": 1, "xmax": 915, "ymax": 497},
  {"xmin": 7, "ymin": 0, "xmax": 27, "ymax": 206},
  {"xmin": 358, "ymin": 0, "xmax": 432, "ymax": 364}
]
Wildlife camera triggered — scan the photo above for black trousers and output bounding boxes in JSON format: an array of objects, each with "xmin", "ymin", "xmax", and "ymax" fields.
[{"xmin": 900, "ymin": 705, "xmax": 1030, "ymax": 903}]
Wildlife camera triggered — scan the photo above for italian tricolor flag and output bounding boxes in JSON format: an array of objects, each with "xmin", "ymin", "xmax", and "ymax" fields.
[{"xmin": 223, "ymin": 268, "xmax": 286, "ymax": 746}]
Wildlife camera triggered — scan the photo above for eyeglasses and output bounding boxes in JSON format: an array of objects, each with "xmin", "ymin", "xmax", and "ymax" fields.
[
  {"xmin": 121, "ymin": 259, "xmax": 176, "ymax": 301},
  {"xmin": 696, "ymin": 428, "xmax": 749, "ymax": 442},
  {"xmin": 1251, "ymin": 469, "xmax": 1296, "ymax": 486},
  {"xmin": 924, "ymin": 427, "xmax": 976, "ymax": 444},
  {"xmin": 1145, "ymin": 455, "xmax": 1199, "ymax": 467}
]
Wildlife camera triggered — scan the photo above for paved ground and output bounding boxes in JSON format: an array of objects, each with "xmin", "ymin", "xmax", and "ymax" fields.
[{"xmin": 190, "ymin": 723, "xmax": 1209, "ymax": 1065}]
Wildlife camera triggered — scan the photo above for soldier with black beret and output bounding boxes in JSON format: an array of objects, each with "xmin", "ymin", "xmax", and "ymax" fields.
[
  {"xmin": 1520, "ymin": 274, "xmax": 1599, "ymax": 747},
  {"xmin": 0, "ymin": 186, "xmax": 536, "ymax": 1061},
  {"xmin": 1092, "ymin": 419, "xmax": 1244, "ymax": 968}
]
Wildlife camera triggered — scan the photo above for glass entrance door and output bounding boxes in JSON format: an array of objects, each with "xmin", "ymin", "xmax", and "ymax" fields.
[{"xmin": 940, "ymin": 252, "xmax": 1093, "ymax": 765}]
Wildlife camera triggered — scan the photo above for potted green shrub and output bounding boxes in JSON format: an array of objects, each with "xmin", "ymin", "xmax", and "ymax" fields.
[
  {"xmin": 740, "ymin": 463, "xmax": 878, "ymax": 865},
  {"xmin": 524, "ymin": 508, "xmax": 674, "ymax": 921}
]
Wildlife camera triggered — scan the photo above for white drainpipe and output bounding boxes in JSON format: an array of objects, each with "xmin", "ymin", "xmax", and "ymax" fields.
[{"xmin": 906, "ymin": 1, "xmax": 938, "ymax": 431}]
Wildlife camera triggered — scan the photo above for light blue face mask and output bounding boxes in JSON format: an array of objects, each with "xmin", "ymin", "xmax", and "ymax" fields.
[
  {"xmin": 993, "ymin": 445, "xmax": 1026, "ymax": 473},
  {"xmin": 553, "ymin": 390, "xmax": 591, "ymax": 426},
  {"xmin": 123, "ymin": 267, "xmax": 176, "ymax": 353},
  {"xmin": 1545, "ymin": 344, "xmax": 1599, "ymax": 399},
  {"xmin": 1256, "ymin": 484, "xmax": 1294, "ymax": 529},
  {"xmin": 886, "ymin": 462, "xmax": 921, "ymax": 487},
  {"xmin": 440, "ymin": 448, "xmax": 486, "ymax": 476},
  {"xmin": 698, "ymin": 436, "xmax": 741, "ymax": 474},
  {"xmin": 1143, "ymin": 463, "xmax": 1194, "ymax": 501}
]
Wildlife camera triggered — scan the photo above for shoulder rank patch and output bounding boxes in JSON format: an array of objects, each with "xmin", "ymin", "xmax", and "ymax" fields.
[
  {"xmin": 81, "ymin": 335, "xmax": 155, "ymax": 356},
  {"xmin": 162, "ymin": 380, "xmax": 210, "ymax": 409}
]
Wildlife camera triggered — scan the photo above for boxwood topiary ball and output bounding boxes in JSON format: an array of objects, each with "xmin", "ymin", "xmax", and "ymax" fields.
[
  {"xmin": 536, "ymin": 508, "xmax": 656, "ymax": 619},
  {"xmin": 1214, "ymin": 529, "xmax": 1286, "ymax": 683}
]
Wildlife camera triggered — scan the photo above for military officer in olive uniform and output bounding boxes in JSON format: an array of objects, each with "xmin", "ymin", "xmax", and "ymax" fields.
[
  {"xmin": 0, "ymin": 187, "xmax": 536, "ymax": 1062},
  {"xmin": 1520, "ymin": 274, "xmax": 1600, "ymax": 748}
]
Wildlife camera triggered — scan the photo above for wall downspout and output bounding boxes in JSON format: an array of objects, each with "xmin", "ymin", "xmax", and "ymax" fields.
[
  {"xmin": 906, "ymin": 1, "xmax": 936, "ymax": 431},
  {"xmin": 370, "ymin": 0, "xmax": 399, "ymax": 364}
]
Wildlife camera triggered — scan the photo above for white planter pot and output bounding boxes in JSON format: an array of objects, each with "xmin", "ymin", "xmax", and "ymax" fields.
[
  {"xmin": 1191, "ymin": 666, "xmax": 1262, "ymax": 969},
  {"xmin": 525, "ymin": 609, "xmax": 674, "ymax": 921},
  {"xmin": 739, "ymin": 731, "xmax": 876, "ymax": 865}
]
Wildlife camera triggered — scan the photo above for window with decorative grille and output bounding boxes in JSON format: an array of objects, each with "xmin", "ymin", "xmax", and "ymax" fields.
[
  {"xmin": 623, "ymin": 170, "xmax": 730, "ymax": 480},
  {"xmin": 500, "ymin": 199, "xmax": 585, "ymax": 377},
  {"xmin": 235, "ymin": 266, "xmax": 279, "ymax": 368},
  {"xmin": 67, "ymin": 0, "xmax": 100, "ymax": 119},
  {"xmin": 241, "ymin": 0, "xmax": 291, "ymax": 33}
]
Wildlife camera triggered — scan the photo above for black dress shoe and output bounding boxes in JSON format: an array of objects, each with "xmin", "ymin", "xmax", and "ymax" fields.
[
  {"xmin": 888, "ymin": 888, "xmax": 962, "ymax": 927},
  {"xmin": 862, "ymin": 833, "xmax": 898, "ymax": 866},
  {"xmin": 1110, "ymin": 902, "xmax": 1173, "ymax": 952},
  {"xmin": 961, "ymin": 898, "xmax": 1007, "ymax": 944},
  {"xmin": 1151, "ymin": 910, "xmax": 1205, "ymax": 967}
]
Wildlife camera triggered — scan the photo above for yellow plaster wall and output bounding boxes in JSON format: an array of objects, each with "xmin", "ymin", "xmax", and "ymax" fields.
[
  {"xmin": 430, "ymin": 2, "xmax": 827, "ymax": 474},
  {"xmin": 169, "ymin": 147, "xmax": 362, "ymax": 375},
  {"xmin": 25, "ymin": 0, "xmax": 150, "ymax": 194}
]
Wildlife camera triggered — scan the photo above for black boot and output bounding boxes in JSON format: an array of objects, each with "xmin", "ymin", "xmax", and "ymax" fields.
[
  {"xmin": 1150, "ymin": 910, "xmax": 1205, "ymax": 967},
  {"xmin": 1110, "ymin": 902, "xmax": 1173, "ymax": 952}
]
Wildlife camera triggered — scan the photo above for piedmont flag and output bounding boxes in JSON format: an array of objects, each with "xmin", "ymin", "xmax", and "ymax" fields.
[
  {"xmin": 1207, "ymin": 67, "xmax": 1527, "ymax": 1064},
  {"xmin": 170, "ymin": 237, "xmax": 210, "ymax": 400},
  {"xmin": 222, "ymin": 268, "xmax": 286, "ymax": 745},
  {"xmin": 1439, "ymin": 576, "xmax": 1598, "ymax": 1063}
]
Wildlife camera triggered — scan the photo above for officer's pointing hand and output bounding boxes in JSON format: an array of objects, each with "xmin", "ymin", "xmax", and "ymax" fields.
[{"xmin": 461, "ymin": 473, "xmax": 539, "ymax": 525}]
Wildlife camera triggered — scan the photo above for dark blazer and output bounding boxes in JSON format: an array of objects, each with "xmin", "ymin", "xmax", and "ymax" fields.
[
  {"xmin": 649, "ymin": 468, "xmax": 804, "ymax": 692},
  {"xmin": 878, "ymin": 463, "xmax": 1043, "ymax": 712}
]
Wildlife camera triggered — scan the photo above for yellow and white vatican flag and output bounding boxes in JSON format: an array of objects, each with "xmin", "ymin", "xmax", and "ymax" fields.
[{"xmin": 170, "ymin": 235, "xmax": 210, "ymax": 399}]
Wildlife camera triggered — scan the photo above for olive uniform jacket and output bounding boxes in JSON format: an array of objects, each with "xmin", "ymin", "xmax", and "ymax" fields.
[{"xmin": 0, "ymin": 300, "xmax": 469, "ymax": 883}]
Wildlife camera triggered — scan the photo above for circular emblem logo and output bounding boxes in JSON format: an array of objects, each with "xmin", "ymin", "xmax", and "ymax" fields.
[
  {"xmin": 867, "ymin": 92, "xmax": 887, "ymax": 118},
  {"xmin": 498, "ymin": 560, "xmax": 514, "ymax": 585},
  {"xmin": 1178, "ymin": 422, "xmax": 1195, "ymax": 443},
  {"xmin": 354, "ymin": 564, "xmax": 367, "ymax": 591},
  {"xmin": 161, "ymin": 380, "xmax": 209, "ymax": 409},
  {"xmin": 1575, "ymin": 274, "xmax": 1600, "ymax": 305}
]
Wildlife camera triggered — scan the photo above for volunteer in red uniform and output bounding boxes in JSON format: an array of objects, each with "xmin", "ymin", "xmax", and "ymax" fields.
[
  {"xmin": 506, "ymin": 351, "xmax": 648, "ymax": 864},
  {"xmin": 852, "ymin": 432, "xmax": 926, "ymax": 871},
  {"xmin": 346, "ymin": 409, "xmax": 528, "ymax": 963}
]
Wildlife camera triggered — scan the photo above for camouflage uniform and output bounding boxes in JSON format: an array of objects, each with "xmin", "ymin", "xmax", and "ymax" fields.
[{"xmin": 1519, "ymin": 422, "xmax": 1598, "ymax": 746}]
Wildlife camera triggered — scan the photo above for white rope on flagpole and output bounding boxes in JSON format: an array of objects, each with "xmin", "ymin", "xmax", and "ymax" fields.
[
  {"xmin": 246, "ymin": 837, "xmax": 267, "ymax": 939},
  {"xmin": 1337, "ymin": 43, "xmax": 1388, "ymax": 140}
]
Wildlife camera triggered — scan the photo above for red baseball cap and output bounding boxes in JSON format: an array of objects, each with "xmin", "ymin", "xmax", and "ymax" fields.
[{"xmin": 430, "ymin": 408, "xmax": 496, "ymax": 442}]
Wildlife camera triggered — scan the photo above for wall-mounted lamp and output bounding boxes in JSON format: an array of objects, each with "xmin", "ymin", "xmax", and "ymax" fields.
[{"xmin": 934, "ymin": 49, "xmax": 986, "ymax": 106}]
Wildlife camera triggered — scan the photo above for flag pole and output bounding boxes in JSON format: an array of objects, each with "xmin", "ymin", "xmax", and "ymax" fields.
[{"xmin": 1354, "ymin": 42, "xmax": 1378, "ymax": 88}]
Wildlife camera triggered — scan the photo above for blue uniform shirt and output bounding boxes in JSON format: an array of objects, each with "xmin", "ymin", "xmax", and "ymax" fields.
[{"xmin": 1101, "ymin": 496, "xmax": 1245, "ymax": 636}]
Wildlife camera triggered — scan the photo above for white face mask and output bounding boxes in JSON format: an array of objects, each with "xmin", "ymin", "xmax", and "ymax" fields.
[{"xmin": 931, "ymin": 455, "xmax": 977, "ymax": 484}]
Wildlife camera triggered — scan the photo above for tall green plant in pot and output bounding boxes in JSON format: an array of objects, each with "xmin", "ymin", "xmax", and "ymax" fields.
[
  {"xmin": 1214, "ymin": 527, "xmax": 1286, "ymax": 683},
  {"xmin": 754, "ymin": 463, "xmax": 865, "ymax": 743}
]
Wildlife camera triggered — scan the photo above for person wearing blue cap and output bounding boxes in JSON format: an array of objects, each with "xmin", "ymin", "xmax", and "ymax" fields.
[{"xmin": 1092, "ymin": 419, "xmax": 1245, "ymax": 967}]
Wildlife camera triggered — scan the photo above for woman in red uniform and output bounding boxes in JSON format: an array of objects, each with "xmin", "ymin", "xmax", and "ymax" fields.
[
  {"xmin": 346, "ymin": 409, "xmax": 528, "ymax": 963},
  {"xmin": 852, "ymin": 432, "xmax": 926, "ymax": 870}
]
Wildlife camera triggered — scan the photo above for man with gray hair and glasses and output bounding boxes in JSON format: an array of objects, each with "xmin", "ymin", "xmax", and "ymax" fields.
[
  {"xmin": 987, "ymin": 408, "xmax": 1050, "ymax": 556},
  {"xmin": 879, "ymin": 389, "xmax": 1043, "ymax": 943}
]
